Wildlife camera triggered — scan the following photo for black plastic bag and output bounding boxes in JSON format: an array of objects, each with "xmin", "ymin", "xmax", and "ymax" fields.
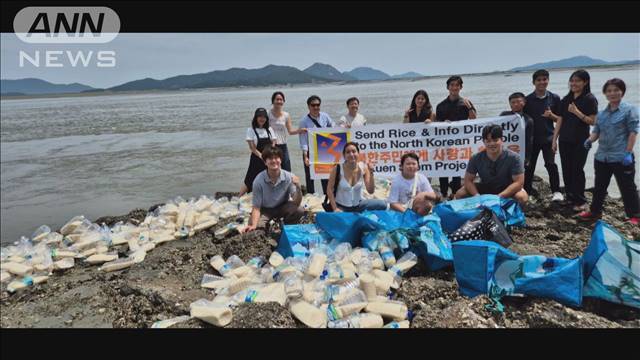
[{"xmin": 448, "ymin": 207, "xmax": 513, "ymax": 248}]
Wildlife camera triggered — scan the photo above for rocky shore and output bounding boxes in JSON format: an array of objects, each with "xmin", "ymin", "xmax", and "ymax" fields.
[{"xmin": 1, "ymin": 179, "xmax": 638, "ymax": 328}]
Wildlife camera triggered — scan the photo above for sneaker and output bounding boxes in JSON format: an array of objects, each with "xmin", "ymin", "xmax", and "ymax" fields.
[
  {"xmin": 627, "ymin": 217, "xmax": 639, "ymax": 226},
  {"xmin": 551, "ymin": 192, "xmax": 564, "ymax": 202},
  {"xmin": 577, "ymin": 211, "xmax": 601, "ymax": 222}
]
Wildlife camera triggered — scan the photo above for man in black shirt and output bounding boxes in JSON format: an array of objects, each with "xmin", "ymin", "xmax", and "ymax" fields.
[
  {"xmin": 435, "ymin": 75, "xmax": 477, "ymax": 198},
  {"xmin": 523, "ymin": 69, "xmax": 563, "ymax": 201},
  {"xmin": 499, "ymin": 92, "xmax": 533, "ymax": 187}
]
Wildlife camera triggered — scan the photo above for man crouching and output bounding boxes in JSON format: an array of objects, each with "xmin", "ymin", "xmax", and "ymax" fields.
[
  {"xmin": 243, "ymin": 145, "xmax": 304, "ymax": 233},
  {"xmin": 454, "ymin": 124, "xmax": 528, "ymax": 206}
]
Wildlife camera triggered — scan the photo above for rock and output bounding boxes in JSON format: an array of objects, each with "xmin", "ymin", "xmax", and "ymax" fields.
[{"xmin": 228, "ymin": 302, "xmax": 298, "ymax": 328}]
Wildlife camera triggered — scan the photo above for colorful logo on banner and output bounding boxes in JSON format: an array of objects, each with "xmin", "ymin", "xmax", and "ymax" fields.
[{"xmin": 312, "ymin": 131, "xmax": 349, "ymax": 175}]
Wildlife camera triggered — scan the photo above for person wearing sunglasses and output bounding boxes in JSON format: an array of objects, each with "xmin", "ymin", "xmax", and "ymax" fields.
[
  {"xmin": 454, "ymin": 124, "xmax": 528, "ymax": 206},
  {"xmin": 298, "ymin": 95, "xmax": 336, "ymax": 194}
]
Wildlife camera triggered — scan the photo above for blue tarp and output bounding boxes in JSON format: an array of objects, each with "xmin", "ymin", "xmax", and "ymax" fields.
[
  {"xmin": 452, "ymin": 240, "xmax": 583, "ymax": 307},
  {"xmin": 276, "ymin": 223, "xmax": 332, "ymax": 258},
  {"xmin": 316, "ymin": 210, "xmax": 453, "ymax": 271},
  {"xmin": 276, "ymin": 209, "xmax": 638, "ymax": 310},
  {"xmin": 434, "ymin": 194, "xmax": 526, "ymax": 233},
  {"xmin": 582, "ymin": 221, "xmax": 640, "ymax": 309}
]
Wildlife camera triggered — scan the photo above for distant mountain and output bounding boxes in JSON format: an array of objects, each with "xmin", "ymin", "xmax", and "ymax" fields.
[
  {"xmin": 391, "ymin": 72, "xmax": 424, "ymax": 79},
  {"xmin": 303, "ymin": 63, "xmax": 356, "ymax": 81},
  {"xmin": 1, "ymin": 78, "xmax": 95, "ymax": 95},
  {"xmin": 109, "ymin": 65, "xmax": 332, "ymax": 92},
  {"xmin": 510, "ymin": 56, "xmax": 640, "ymax": 71},
  {"xmin": 343, "ymin": 67, "xmax": 391, "ymax": 81}
]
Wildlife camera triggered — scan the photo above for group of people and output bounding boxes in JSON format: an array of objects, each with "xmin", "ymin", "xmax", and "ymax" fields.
[{"xmin": 240, "ymin": 70, "xmax": 639, "ymax": 233}]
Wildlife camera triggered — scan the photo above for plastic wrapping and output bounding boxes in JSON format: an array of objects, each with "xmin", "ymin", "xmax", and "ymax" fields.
[{"xmin": 31, "ymin": 225, "xmax": 51, "ymax": 243}]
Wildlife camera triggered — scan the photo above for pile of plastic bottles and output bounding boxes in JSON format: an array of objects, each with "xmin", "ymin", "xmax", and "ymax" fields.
[
  {"xmin": 1, "ymin": 179, "xmax": 394, "ymax": 298},
  {"xmin": 0, "ymin": 194, "xmax": 253, "ymax": 293},
  {"xmin": 186, "ymin": 240, "xmax": 417, "ymax": 329}
]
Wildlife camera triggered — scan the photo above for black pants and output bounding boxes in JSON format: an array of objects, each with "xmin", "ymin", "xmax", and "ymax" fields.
[
  {"xmin": 525, "ymin": 141, "xmax": 561, "ymax": 194},
  {"xmin": 590, "ymin": 158, "xmax": 640, "ymax": 218},
  {"xmin": 559, "ymin": 141, "xmax": 588, "ymax": 205},
  {"xmin": 303, "ymin": 155, "xmax": 328, "ymax": 194},
  {"xmin": 439, "ymin": 177, "xmax": 461, "ymax": 197},
  {"xmin": 276, "ymin": 144, "xmax": 291, "ymax": 172}
]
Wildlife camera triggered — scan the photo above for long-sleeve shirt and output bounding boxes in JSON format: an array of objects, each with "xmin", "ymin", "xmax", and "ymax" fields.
[
  {"xmin": 298, "ymin": 111, "xmax": 335, "ymax": 152},
  {"xmin": 592, "ymin": 102, "xmax": 639, "ymax": 163}
]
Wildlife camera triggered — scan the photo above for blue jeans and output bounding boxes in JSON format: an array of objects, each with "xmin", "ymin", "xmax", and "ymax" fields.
[{"xmin": 337, "ymin": 199, "xmax": 388, "ymax": 213}]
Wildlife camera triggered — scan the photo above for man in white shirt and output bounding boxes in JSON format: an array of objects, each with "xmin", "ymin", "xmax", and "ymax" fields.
[{"xmin": 338, "ymin": 97, "xmax": 367, "ymax": 128}]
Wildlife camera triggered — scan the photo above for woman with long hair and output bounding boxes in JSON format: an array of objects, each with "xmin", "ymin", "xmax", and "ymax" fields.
[
  {"xmin": 403, "ymin": 89, "xmax": 436, "ymax": 123},
  {"xmin": 240, "ymin": 108, "xmax": 277, "ymax": 196},
  {"xmin": 268, "ymin": 91, "xmax": 306, "ymax": 172},
  {"xmin": 553, "ymin": 69, "xmax": 598, "ymax": 211},
  {"xmin": 326, "ymin": 142, "xmax": 387, "ymax": 212}
]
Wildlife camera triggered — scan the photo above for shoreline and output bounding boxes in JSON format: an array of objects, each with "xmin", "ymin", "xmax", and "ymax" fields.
[
  {"xmin": 2, "ymin": 63, "xmax": 637, "ymax": 101},
  {"xmin": 1, "ymin": 180, "xmax": 639, "ymax": 328}
]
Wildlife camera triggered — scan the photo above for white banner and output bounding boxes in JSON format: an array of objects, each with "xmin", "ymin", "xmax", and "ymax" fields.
[{"xmin": 308, "ymin": 115, "xmax": 525, "ymax": 179}]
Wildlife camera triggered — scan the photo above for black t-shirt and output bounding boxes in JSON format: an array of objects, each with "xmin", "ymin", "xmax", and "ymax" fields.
[
  {"xmin": 409, "ymin": 107, "xmax": 432, "ymax": 123},
  {"xmin": 559, "ymin": 92, "xmax": 598, "ymax": 144},
  {"xmin": 499, "ymin": 111, "xmax": 533, "ymax": 165},
  {"xmin": 436, "ymin": 96, "xmax": 475, "ymax": 121},
  {"xmin": 524, "ymin": 91, "xmax": 562, "ymax": 144}
]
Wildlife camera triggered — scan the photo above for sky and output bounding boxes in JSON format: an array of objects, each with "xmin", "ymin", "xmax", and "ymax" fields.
[{"xmin": 1, "ymin": 33, "xmax": 639, "ymax": 89}]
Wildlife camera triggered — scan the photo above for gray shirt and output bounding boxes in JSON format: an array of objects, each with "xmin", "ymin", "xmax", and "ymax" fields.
[
  {"xmin": 252, "ymin": 169, "xmax": 297, "ymax": 209},
  {"xmin": 467, "ymin": 147, "xmax": 523, "ymax": 191}
]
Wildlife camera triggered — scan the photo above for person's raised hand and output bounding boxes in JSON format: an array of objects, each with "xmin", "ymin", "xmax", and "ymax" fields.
[
  {"xmin": 404, "ymin": 108, "xmax": 414, "ymax": 120},
  {"xmin": 463, "ymin": 98, "xmax": 473, "ymax": 109}
]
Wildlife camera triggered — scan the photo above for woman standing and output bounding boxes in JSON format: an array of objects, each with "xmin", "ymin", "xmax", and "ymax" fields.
[
  {"xmin": 403, "ymin": 89, "xmax": 436, "ymax": 123},
  {"xmin": 553, "ymin": 70, "xmax": 598, "ymax": 211},
  {"xmin": 269, "ymin": 91, "xmax": 306, "ymax": 172},
  {"xmin": 579, "ymin": 78, "xmax": 639, "ymax": 225},
  {"xmin": 240, "ymin": 108, "xmax": 277, "ymax": 196},
  {"xmin": 326, "ymin": 142, "xmax": 387, "ymax": 212}
]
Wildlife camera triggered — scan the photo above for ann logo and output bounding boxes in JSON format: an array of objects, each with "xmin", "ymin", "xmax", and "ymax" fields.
[
  {"xmin": 14, "ymin": 7, "xmax": 120, "ymax": 44},
  {"xmin": 28, "ymin": 12, "xmax": 105, "ymax": 37}
]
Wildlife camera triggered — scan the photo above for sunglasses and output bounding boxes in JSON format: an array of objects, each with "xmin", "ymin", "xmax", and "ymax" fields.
[{"xmin": 309, "ymin": 103, "xmax": 321, "ymax": 107}]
